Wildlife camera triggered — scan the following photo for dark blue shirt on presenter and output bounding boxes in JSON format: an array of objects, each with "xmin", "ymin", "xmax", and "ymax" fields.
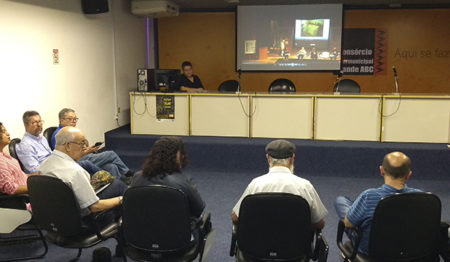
[{"xmin": 178, "ymin": 61, "xmax": 204, "ymax": 93}]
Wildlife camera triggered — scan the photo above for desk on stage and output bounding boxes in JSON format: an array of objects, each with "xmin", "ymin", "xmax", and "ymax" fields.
[{"xmin": 130, "ymin": 92, "xmax": 450, "ymax": 143}]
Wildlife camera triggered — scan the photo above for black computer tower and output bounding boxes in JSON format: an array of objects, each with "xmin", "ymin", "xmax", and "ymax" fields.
[{"xmin": 137, "ymin": 69, "xmax": 180, "ymax": 92}]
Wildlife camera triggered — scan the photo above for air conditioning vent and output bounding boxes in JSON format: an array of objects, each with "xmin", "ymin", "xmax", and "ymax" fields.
[{"xmin": 131, "ymin": 0, "xmax": 179, "ymax": 18}]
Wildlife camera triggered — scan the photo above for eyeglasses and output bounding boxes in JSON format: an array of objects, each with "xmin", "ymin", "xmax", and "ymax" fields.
[
  {"xmin": 30, "ymin": 120, "xmax": 45, "ymax": 126},
  {"xmin": 63, "ymin": 117, "xmax": 79, "ymax": 122},
  {"xmin": 68, "ymin": 141, "xmax": 87, "ymax": 148}
]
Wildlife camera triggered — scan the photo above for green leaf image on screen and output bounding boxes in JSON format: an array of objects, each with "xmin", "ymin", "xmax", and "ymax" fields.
[{"xmin": 301, "ymin": 20, "xmax": 324, "ymax": 37}]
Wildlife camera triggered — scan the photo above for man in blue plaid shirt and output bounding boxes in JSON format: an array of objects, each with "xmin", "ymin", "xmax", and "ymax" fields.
[{"xmin": 334, "ymin": 152, "xmax": 422, "ymax": 255}]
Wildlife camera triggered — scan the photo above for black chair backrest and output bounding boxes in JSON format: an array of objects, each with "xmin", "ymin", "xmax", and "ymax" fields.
[
  {"xmin": 122, "ymin": 185, "xmax": 192, "ymax": 252},
  {"xmin": 369, "ymin": 193, "xmax": 441, "ymax": 261},
  {"xmin": 43, "ymin": 126, "xmax": 58, "ymax": 150},
  {"xmin": 269, "ymin": 78, "xmax": 296, "ymax": 93},
  {"xmin": 237, "ymin": 193, "xmax": 313, "ymax": 260},
  {"xmin": 334, "ymin": 79, "xmax": 360, "ymax": 93},
  {"xmin": 8, "ymin": 138, "xmax": 25, "ymax": 170},
  {"xmin": 27, "ymin": 175, "xmax": 83, "ymax": 236},
  {"xmin": 218, "ymin": 80, "xmax": 239, "ymax": 92}
]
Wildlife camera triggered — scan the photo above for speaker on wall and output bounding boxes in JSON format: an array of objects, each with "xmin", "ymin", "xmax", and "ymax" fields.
[{"xmin": 82, "ymin": 0, "xmax": 109, "ymax": 14}]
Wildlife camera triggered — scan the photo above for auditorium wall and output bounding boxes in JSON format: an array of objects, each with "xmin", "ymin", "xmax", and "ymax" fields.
[
  {"xmin": 158, "ymin": 9, "xmax": 450, "ymax": 94},
  {"xmin": 0, "ymin": 0, "xmax": 146, "ymax": 148}
]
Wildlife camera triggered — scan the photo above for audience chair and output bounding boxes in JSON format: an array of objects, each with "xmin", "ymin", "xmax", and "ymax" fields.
[
  {"xmin": 336, "ymin": 192, "xmax": 442, "ymax": 262},
  {"xmin": 268, "ymin": 79, "xmax": 296, "ymax": 93},
  {"xmin": 43, "ymin": 126, "xmax": 58, "ymax": 150},
  {"xmin": 334, "ymin": 79, "xmax": 361, "ymax": 93},
  {"xmin": 8, "ymin": 138, "xmax": 24, "ymax": 171},
  {"xmin": 121, "ymin": 185, "xmax": 216, "ymax": 262},
  {"xmin": 440, "ymin": 222, "xmax": 450, "ymax": 262},
  {"xmin": 230, "ymin": 193, "xmax": 328, "ymax": 262},
  {"xmin": 0, "ymin": 193, "xmax": 48, "ymax": 262},
  {"xmin": 218, "ymin": 80, "xmax": 239, "ymax": 92},
  {"xmin": 27, "ymin": 176, "xmax": 121, "ymax": 261}
]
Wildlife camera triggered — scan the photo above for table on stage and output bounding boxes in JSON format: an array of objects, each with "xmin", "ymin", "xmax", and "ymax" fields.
[{"xmin": 130, "ymin": 92, "xmax": 450, "ymax": 143}]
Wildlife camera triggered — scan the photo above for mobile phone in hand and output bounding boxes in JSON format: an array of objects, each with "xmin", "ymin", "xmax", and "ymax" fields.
[{"xmin": 94, "ymin": 142, "xmax": 104, "ymax": 147}]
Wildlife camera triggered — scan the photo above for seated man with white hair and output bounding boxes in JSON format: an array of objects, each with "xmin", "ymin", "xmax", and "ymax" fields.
[
  {"xmin": 39, "ymin": 126, "xmax": 126, "ymax": 227},
  {"xmin": 232, "ymin": 139, "xmax": 328, "ymax": 229}
]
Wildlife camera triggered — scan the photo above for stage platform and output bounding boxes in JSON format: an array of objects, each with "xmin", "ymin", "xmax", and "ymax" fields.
[{"xmin": 105, "ymin": 125, "xmax": 449, "ymax": 179}]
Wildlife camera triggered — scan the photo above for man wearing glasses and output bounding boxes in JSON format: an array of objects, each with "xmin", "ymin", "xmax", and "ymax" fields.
[
  {"xmin": 16, "ymin": 111, "xmax": 101, "ymax": 176},
  {"xmin": 40, "ymin": 126, "xmax": 125, "ymax": 227},
  {"xmin": 15, "ymin": 111, "xmax": 51, "ymax": 174},
  {"xmin": 51, "ymin": 108, "xmax": 132, "ymax": 180}
]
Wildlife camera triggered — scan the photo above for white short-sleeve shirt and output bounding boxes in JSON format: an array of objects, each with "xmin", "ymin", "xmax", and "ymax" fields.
[
  {"xmin": 233, "ymin": 166, "xmax": 328, "ymax": 223},
  {"xmin": 39, "ymin": 150, "xmax": 99, "ymax": 216}
]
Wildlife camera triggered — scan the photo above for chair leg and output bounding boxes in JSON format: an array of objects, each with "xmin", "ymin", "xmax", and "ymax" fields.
[
  {"xmin": 36, "ymin": 227, "xmax": 48, "ymax": 259},
  {"xmin": 116, "ymin": 245, "xmax": 127, "ymax": 262},
  {"xmin": 76, "ymin": 248, "xmax": 82, "ymax": 258},
  {"xmin": 67, "ymin": 248, "xmax": 83, "ymax": 262},
  {"xmin": 113, "ymin": 236, "xmax": 127, "ymax": 262},
  {"xmin": 340, "ymin": 252, "xmax": 351, "ymax": 262},
  {"xmin": 0, "ymin": 225, "xmax": 48, "ymax": 262}
]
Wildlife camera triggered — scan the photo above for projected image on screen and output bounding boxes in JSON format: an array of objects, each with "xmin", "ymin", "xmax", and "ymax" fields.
[
  {"xmin": 237, "ymin": 4, "xmax": 342, "ymax": 71},
  {"xmin": 295, "ymin": 19, "xmax": 330, "ymax": 40}
]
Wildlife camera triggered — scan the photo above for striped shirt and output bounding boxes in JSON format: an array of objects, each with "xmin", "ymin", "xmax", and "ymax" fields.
[
  {"xmin": 347, "ymin": 184, "xmax": 422, "ymax": 255},
  {"xmin": 0, "ymin": 152, "xmax": 28, "ymax": 195}
]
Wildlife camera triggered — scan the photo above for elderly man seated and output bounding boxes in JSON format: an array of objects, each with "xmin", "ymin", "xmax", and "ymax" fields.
[
  {"xmin": 232, "ymin": 139, "xmax": 328, "ymax": 229},
  {"xmin": 40, "ymin": 126, "xmax": 126, "ymax": 227}
]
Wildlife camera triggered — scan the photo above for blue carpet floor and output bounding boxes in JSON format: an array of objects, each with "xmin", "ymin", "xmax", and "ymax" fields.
[
  {"xmin": 190, "ymin": 171, "xmax": 450, "ymax": 262},
  {"xmin": 2, "ymin": 171, "xmax": 448, "ymax": 262},
  {"xmin": 1, "ymin": 125, "xmax": 449, "ymax": 261}
]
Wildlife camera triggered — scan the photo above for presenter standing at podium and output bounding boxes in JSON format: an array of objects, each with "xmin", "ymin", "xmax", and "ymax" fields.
[{"xmin": 179, "ymin": 61, "xmax": 205, "ymax": 93}]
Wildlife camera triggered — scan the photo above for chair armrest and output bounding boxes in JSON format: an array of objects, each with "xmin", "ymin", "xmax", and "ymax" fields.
[
  {"xmin": 442, "ymin": 222, "xmax": 450, "ymax": 234},
  {"xmin": 200, "ymin": 212, "xmax": 212, "ymax": 235},
  {"xmin": 439, "ymin": 222, "xmax": 450, "ymax": 262},
  {"xmin": 312, "ymin": 229, "xmax": 321, "ymax": 260},
  {"xmin": 230, "ymin": 223, "xmax": 237, "ymax": 256},
  {"xmin": 0, "ymin": 193, "xmax": 29, "ymax": 209},
  {"xmin": 0, "ymin": 193, "xmax": 29, "ymax": 202},
  {"xmin": 198, "ymin": 213, "xmax": 216, "ymax": 262},
  {"xmin": 94, "ymin": 183, "xmax": 111, "ymax": 195},
  {"xmin": 83, "ymin": 211, "xmax": 113, "ymax": 240},
  {"xmin": 441, "ymin": 222, "xmax": 449, "ymax": 240},
  {"xmin": 336, "ymin": 220, "xmax": 346, "ymax": 251},
  {"xmin": 312, "ymin": 229, "xmax": 329, "ymax": 262},
  {"xmin": 337, "ymin": 219, "xmax": 361, "ymax": 260}
]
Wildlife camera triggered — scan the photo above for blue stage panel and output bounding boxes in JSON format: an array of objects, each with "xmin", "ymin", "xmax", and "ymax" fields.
[{"xmin": 105, "ymin": 125, "xmax": 450, "ymax": 179}]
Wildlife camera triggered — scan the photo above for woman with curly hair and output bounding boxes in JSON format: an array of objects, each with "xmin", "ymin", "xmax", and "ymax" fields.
[{"xmin": 131, "ymin": 136, "xmax": 205, "ymax": 240}]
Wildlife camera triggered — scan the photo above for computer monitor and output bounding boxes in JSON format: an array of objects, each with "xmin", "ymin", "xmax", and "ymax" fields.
[
  {"xmin": 151, "ymin": 69, "xmax": 180, "ymax": 92},
  {"xmin": 137, "ymin": 69, "xmax": 181, "ymax": 92}
]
